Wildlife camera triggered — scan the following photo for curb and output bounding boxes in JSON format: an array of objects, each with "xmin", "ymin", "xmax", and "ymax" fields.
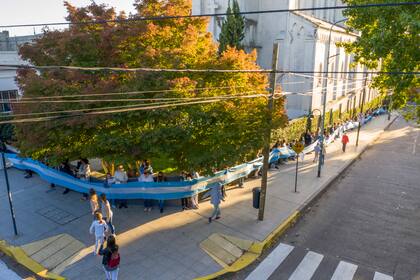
[
  {"xmin": 0, "ymin": 240, "xmax": 66, "ymax": 280},
  {"xmin": 194, "ymin": 211, "xmax": 300, "ymax": 280},
  {"xmin": 195, "ymin": 114, "xmax": 398, "ymax": 280}
]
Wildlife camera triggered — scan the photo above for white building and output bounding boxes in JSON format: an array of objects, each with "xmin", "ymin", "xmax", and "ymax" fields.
[
  {"xmin": 0, "ymin": 31, "xmax": 37, "ymax": 113},
  {"xmin": 193, "ymin": 0, "xmax": 377, "ymax": 119}
]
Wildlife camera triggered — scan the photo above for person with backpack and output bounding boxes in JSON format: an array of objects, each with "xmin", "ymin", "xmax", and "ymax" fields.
[
  {"xmin": 90, "ymin": 212, "xmax": 108, "ymax": 256},
  {"xmin": 99, "ymin": 235, "xmax": 120, "ymax": 280}
]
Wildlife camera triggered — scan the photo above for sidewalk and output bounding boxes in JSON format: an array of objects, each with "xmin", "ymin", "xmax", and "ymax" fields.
[{"xmin": 0, "ymin": 114, "xmax": 396, "ymax": 280}]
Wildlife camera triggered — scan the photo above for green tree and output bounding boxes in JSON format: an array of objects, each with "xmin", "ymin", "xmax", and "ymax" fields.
[
  {"xmin": 218, "ymin": 0, "xmax": 246, "ymax": 55},
  {"xmin": 15, "ymin": 0, "xmax": 286, "ymax": 174},
  {"xmin": 341, "ymin": 0, "xmax": 419, "ymax": 110}
]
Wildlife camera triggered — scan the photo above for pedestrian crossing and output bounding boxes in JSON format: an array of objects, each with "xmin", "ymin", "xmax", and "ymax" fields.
[{"xmin": 245, "ymin": 243, "xmax": 393, "ymax": 280}]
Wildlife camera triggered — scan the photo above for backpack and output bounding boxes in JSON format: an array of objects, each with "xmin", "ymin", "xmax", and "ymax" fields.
[{"xmin": 107, "ymin": 253, "xmax": 120, "ymax": 269}]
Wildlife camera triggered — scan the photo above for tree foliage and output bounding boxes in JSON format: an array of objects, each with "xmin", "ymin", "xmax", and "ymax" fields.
[
  {"xmin": 15, "ymin": 0, "xmax": 286, "ymax": 174},
  {"xmin": 342, "ymin": 0, "xmax": 419, "ymax": 109},
  {"xmin": 218, "ymin": 0, "xmax": 245, "ymax": 55}
]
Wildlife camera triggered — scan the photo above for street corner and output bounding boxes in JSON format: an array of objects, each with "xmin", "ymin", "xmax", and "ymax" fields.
[{"xmin": 0, "ymin": 233, "xmax": 86, "ymax": 280}]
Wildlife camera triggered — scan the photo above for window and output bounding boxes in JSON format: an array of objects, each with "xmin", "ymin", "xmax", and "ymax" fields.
[{"xmin": 0, "ymin": 90, "xmax": 18, "ymax": 113}]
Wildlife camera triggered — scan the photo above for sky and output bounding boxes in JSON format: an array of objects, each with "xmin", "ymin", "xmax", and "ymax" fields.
[{"xmin": 0, "ymin": 0, "xmax": 137, "ymax": 37}]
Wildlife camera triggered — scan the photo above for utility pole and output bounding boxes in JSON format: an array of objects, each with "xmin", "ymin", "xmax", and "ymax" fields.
[
  {"xmin": 1, "ymin": 141, "xmax": 18, "ymax": 235},
  {"xmin": 258, "ymin": 43, "xmax": 279, "ymax": 221},
  {"xmin": 356, "ymin": 72, "xmax": 368, "ymax": 146}
]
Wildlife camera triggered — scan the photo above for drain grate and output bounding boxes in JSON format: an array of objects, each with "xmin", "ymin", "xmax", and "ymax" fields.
[{"xmin": 36, "ymin": 206, "xmax": 78, "ymax": 225}]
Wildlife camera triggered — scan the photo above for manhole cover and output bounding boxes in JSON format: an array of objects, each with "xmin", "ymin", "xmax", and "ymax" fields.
[{"xmin": 36, "ymin": 206, "xmax": 78, "ymax": 225}]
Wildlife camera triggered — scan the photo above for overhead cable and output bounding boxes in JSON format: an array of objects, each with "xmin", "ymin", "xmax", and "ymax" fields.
[
  {"xmin": 1, "ymin": 93, "xmax": 269, "ymax": 123},
  {"xmin": 1, "ymin": 65, "xmax": 418, "ymax": 75},
  {"xmin": 0, "ymin": 2, "xmax": 418, "ymax": 28}
]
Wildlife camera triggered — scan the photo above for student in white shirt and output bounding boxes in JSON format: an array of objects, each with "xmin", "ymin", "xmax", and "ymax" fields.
[
  {"xmin": 90, "ymin": 212, "xmax": 108, "ymax": 256},
  {"xmin": 139, "ymin": 171, "xmax": 154, "ymax": 212}
]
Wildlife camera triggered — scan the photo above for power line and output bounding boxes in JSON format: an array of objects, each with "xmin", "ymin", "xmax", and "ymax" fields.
[
  {"xmin": 18, "ymin": 86, "xmax": 247, "ymax": 100},
  {"xmin": 3, "ymin": 91, "xmax": 259, "ymax": 104},
  {"xmin": 1, "ymin": 93, "xmax": 268, "ymax": 123},
  {"xmin": 1, "ymin": 100, "xmax": 191, "ymax": 118},
  {"xmin": 0, "ymin": 2, "xmax": 418, "ymax": 29},
  {"xmin": 1, "ymin": 64, "xmax": 418, "ymax": 75}
]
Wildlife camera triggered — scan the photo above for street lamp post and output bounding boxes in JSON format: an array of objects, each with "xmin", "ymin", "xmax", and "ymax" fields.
[
  {"xmin": 1, "ymin": 140, "xmax": 18, "ymax": 235},
  {"xmin": 317, "ymin": 18, "xmax": 347, "ymax": 178}
]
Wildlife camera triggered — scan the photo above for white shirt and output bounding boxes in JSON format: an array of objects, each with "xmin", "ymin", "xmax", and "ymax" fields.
[
  {"xmin": 138, "ymin": 174, "xmax": 154, "ymax": 182},
  {"xmin": 89, "ymin": 220, "xmax": 108, "ymax": 237},
  {"xmin": 101, "ymin": 200, "xmax": 113, "ymax": 220},
  {"xmin": 114, "ymin": 170, "xmax": 128, "ymax": 184}
]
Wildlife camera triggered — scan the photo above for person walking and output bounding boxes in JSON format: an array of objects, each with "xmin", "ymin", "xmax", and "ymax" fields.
[
  {"xmin": 320, "ymin": 143, "xmax": 327, "ymax": 166},
  {"xmin": 313, "ymin": 142, "xmax": 321, "ymax": 163},
  {"xmin": 341, "ymin": 132, "xmax": 350, "ymax": 152},
  {"xmin": 100, "ymin": 194, "xmax": 115, "ymax": 235},
  {"xmin": 208, "ymin": 182, "xmax": 225, "ymax": 223},
  {"xmin": 90, "ymin": 212, "xmax": 108, "ymax": 256},
  {"xmin": 99, "ymin": 235, "xmax": 120, "ymax": 280},
  {"xmin": 89, "ymin": 188, "xmax": 100, "ymax": 216}
]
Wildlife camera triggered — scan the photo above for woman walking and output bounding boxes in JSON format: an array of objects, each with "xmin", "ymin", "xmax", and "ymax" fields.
[
  {"xmin": 89, "ymin": 212, "xmax": 108, "ymax": 256},
  {"xmin": 89, "ymin": 188, "xmax": 100, "ymax": 216},
  {"xmin": 99, "ymin": 235, "xmax": 120, "ymax": 280},
  {"xmin": 100, "ymin": 194, "xmax": 115, "ymax": 235}
]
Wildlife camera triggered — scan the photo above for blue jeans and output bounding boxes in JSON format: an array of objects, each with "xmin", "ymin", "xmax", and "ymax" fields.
[
  {"xmin": 210, "ymin": 204, "xmax": 221, "ymax": 219},
  {"xmin": 103, "ymin": 217, "xmax": 115, "ymax": 235}
]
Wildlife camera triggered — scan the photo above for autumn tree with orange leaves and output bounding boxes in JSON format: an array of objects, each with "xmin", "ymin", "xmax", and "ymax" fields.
[{"xmin": 15, "ymin": 0, "xmax": 286, "ymax": 174}]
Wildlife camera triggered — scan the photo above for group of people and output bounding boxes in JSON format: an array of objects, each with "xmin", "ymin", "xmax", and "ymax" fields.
[{"xmin": 88, "ymin": 189, "xmax": 120, "ymax": 280}]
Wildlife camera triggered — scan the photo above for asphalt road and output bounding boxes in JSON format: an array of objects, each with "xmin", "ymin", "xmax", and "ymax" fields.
[{"xmin": 240, "ymin": 116, "xmax": 420, "ymax": 280}]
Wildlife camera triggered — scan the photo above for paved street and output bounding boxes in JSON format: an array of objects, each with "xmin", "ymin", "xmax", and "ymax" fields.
[{"xmin": 241, "ymin": 116, "xmax": 420, "ymax": 279}]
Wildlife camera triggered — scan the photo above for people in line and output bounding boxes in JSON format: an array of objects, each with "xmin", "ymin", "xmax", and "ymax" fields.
[
  {"xmin": 180, "ymin": 172, "xmax": 191, "ymax": 210},
  {"xmin": 90, "ymin": 212, "xmax": 108, "ymax": 256},
  {"xmin": 99, "ymin": 235, "xmax": 120, "ymax": 280},
  {"xmin": 320, "ymin": 143, "xmax": 326, "ymax": 166},
  {"xmin": 77, "ymin": 158, "xmax": 91, "ymax": 181},
  {"xmin": 89, "ymin": 188, "xmax": 100, "ymax": 216},
  {"xmin": 114, "ymin": 165, "xmax": 128, "ymax": 184},
  {"xmin": 139, "ymin": 159, "xmax": 153, "ymax": 175},
  {"xmin": 78, "ymin": 158, "xmax": 91, "ymax": 200},
  {"xmin": 313, "ymin": 142, "xmax": 321, "ymax": 163},
  {"xmin": 60, "ymin": 159, "xmax": 75, "ymax": 194},
  {"xmin": 190, "ymin": 172, "xmax": 200, "ymax": 209},
  {"xmin": 104, "ymin": 173, "xmax": 117, "ymax": 208},
  {"xmin": 139, "ymin": 170, "xmax": 154, "ymax": 212},
  {"xmin": 155, "ymin": 172, "xmax": 166, "ymax": 213},
  {"xmin": 113, "ymin": 165, "xmax": 128, "ymax": 209},
  {"xmin": 24, "ymin": 169, "xmax": 33, "ymax": 179},
  {"xmin": 208, "ymin": 182, "xmax": 225, "ymax": 223},
  {"xmin": 101, "ymin": 194, "xmax": 115, "ymax": 235}
]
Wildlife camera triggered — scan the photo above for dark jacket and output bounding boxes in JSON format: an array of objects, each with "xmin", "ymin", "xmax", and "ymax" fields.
[{"xmin": 99, "ymin": 244, "xmax": 118, "ymax": 271}]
